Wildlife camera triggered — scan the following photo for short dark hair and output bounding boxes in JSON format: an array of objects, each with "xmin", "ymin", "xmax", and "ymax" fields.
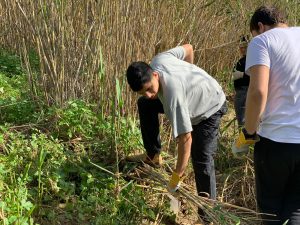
[
  {"xmin": 126, "ymin": 61, "xmax": 153, "ymax": 92},
  {"xmin": 250, "ymin": 6, "xmax": 287, "ymax": 32}
]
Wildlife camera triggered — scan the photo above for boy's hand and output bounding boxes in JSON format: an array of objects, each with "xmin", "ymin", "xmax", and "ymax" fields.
[
  {"xmin": 167, "ymin": 172, "xmax": 182, "ymax": 193},
  {"xmin": 232, "ymin": 70, "xmax": 244, "ymax": 80},
  {"xmin": 232, "ymin": 128, "xmax": 259, "ymax": 156}
]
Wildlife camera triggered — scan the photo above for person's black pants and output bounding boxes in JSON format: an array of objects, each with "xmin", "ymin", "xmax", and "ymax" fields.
[
  {"xmin": 191, "ymin": 102, "xmax": 227, "ymax": 222},
  {"xmin": 254, "ymin": 137, "xmax": 300, "ymax": 225},
  {"xmin": 138, "ymin": 96, "xmax": 227, "ymax": 222},
  {"xmin": 234, "ymin": 86, "xmax": 248, "ymax": 127},
  {"xmin": 137, "ymin": 97, "xmax": 164, "ymax": 159}
]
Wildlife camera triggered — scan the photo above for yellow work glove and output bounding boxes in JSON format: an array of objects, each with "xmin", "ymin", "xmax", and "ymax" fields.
[
  {"xmin": 232, "ymin": 128, "xmax": 259, "ymax": 156},
  {"xmin": 167, "ymin": 172, "xmax": 182, "ymax": 193}
]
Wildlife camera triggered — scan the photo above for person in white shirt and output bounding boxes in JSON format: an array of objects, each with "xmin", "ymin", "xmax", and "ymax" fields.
[{"xmin": 242, "ymin": 5, "xmax": 300, "ymax": 225}]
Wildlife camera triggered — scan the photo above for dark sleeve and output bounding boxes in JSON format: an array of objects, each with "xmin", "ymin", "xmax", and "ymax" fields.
[{"xmin": 235, "ymin": 56, "xmax": 246, "ymax": 72}]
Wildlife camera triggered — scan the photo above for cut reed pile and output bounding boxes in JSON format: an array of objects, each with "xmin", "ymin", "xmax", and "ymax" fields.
[{"xmin": 126, "ymin": 162, "xmax": 262, "ymax": 225}]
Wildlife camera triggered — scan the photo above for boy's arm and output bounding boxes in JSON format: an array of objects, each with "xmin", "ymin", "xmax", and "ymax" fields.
[
  {"xmin": 182, "ymin": 44, "xmax": 194, "ymax": 64},
  {"xmin": 167, "ymin": 131, "xmax": 191, "ymax": 192},
  {"xmin": 244, "ymin": 65, "xmax": 269, "ymax": 134},
  {"xmin": 175, "ymin": 132, "xmax": 192, "ymax": 176}
]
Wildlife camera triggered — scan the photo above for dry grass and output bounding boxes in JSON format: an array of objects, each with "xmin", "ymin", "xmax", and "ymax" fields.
[
  {"xmin": 2, "ymin": 0, "xmax": 299, "ymax": 108},
  {"xmin": 216, "ymin": 103, "xmax": 257, "ymax": 211}
]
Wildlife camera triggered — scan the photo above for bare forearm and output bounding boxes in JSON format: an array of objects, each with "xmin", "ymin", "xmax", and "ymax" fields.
[
  {"xmin": 175, "ymin": 133, "xmax": 192, "ymax": 176},
  {"xmin": 184, "ymin": 52, "xmax": 194, "ymax": 64},
  {"xmin": 182, "ymin": 44, "xmax": 194, "ymax": 64},
  {"xmin": 245, "ymin": 66, "xmax": 269, "ymax": 134},
  {"xmin": 245, "ymin": 91, "xmax": 265, "ymax": 134}
]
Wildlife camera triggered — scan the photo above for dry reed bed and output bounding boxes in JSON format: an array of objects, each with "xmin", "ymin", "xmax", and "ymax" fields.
[
  {"xmin": 0, "ymin": 1, "xmax": 299, "ymax": 108},
  {"xmin": 0, "ymin": 0, "xmax": 256, "ymax": 107}
]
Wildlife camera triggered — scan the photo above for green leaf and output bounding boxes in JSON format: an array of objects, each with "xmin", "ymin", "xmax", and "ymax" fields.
[
  {"xmin": 8, "ymin": 215, "xmax": 18, "ymax": 223},
  {"xmin": 21, "ymin": 199, "xmax": 33, "ymax": 210}
]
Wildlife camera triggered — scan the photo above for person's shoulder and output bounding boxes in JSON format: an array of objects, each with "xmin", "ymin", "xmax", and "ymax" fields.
[
  {"xmin": 150, "ymin": 53, "xmax": 168, "ymax": 68},
  {"xmin": 155, "ymin": 46, "xmax": 185, "ymax": 60},
  {"xmin": 252, "ymin": 27, "xmax": 299, "ymax": 47},
  {"xmin": 151, "ymin": 48, "xmax": 182, "ymax": 67},
  {"xmin": 261, "ymin": 27, "xmax": 299, "ymax": 38},
  {"xmin": 284, "ymin": 27, "xmax": 300, "ymax": 35},
  {"xmin": 272, "ymin": 26, "xmax": 300, "ymax": 32},
  {"xmin": 152, "ymin": 49, "xmax": 174, "ymax": 61},
  {"xmin": 289, "ymin": 26, "xmax": 300, "ymax": 31},
  {"xmin": 248, "ymin": 34, "xmax": 268, "ymax": 49}
]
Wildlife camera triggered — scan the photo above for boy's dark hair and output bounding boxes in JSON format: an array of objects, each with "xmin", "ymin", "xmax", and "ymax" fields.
[
  {"xmin": 126, "ymin": 61, "xmax": 153, "ymax": 92},
  {"xmin": 250, "ymin": 6, "xmax": 287, "ymax": 32}
]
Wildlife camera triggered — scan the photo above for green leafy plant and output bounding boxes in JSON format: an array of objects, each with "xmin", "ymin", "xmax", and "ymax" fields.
[
  {"xmin": 0, "ymin": 50, "xmax": 24, "ymax": 76},
  {"xmin": 49, "ymin": 100, "xmax": 100, "ymax": 140},
  {"xmin": 0, "ymin": 73, "xmax": 37, "ymax": 125}
]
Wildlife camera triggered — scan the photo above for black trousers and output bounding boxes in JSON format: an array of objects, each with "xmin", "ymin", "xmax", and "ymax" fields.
[
  {"xmin": 254, "ymin": 136, "xmax": 300, "ymax": 225},
  {"xmin": 234, "ymin": 86, "xmax": 248, "ymax": 127},
  {"xmin": 138, "ymin": 96, "xmax": 227, "ymax": 221},
  {"xmin": 137, "ymin": 97, "xmax": 164, "ymax": 159}
]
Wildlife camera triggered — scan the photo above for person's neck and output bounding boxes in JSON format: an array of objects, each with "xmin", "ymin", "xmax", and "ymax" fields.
[{"xmin": 274, "ymin": 23, "xmax": 289, "ymax": 28}]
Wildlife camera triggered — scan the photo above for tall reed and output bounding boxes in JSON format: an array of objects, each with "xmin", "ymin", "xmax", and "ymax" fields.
[{"xmin": 1, "ymin": 0, "xmax": 298, "ymax": 110}]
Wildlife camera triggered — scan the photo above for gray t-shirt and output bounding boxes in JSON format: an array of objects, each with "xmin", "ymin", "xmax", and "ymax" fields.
[{"xmin": 150, "ymin": 46, "xmax": 226, "ymax": 138}]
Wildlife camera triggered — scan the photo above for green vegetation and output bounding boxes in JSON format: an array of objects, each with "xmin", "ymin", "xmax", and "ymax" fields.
[
  {"xmin": 0, "ymin": 50, "xmax": 24, "ymax": 76},
  {"xmin": 0, "ymin": 52, "xmax": 171, "ymax": 225},
  {"xmin": 0, "ymin": 42, "xmax": 258, "ymax": 225}
]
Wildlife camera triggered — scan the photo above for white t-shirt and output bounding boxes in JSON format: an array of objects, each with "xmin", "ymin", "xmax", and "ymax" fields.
[{"xmin": 246, "ymin": 27, "xmax": 300, "ymax": 143}]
